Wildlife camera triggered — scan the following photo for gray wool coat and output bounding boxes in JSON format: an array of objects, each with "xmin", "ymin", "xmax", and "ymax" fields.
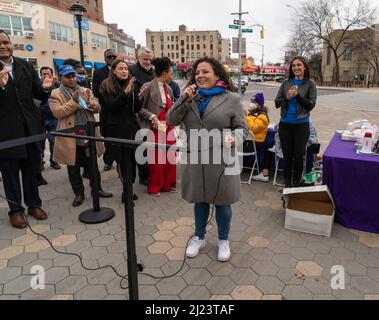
[{"xmin": 166, "ymin": 91, "xmax": 248, "ymax": 206}]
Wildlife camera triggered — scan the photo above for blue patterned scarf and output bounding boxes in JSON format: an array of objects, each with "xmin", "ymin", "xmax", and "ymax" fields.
[{"xmin": 197, "ymin": 87, "xmax": 226, "ymax": 117}]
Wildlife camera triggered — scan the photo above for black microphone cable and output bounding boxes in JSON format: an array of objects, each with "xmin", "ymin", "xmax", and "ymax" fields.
[{"xmin": 0, "ymin": 162, "xmax": 228, "ymax": 289}]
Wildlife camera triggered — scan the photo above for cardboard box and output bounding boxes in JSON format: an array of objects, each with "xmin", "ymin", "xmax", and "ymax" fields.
[{"xmin": 283, "ymin": 185, "xmax": 335, "ymax": 237}]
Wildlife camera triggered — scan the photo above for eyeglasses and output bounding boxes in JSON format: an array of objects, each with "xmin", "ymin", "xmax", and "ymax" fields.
[{"xmin": 106, "ymin": 55, "xmax": 117, "ymax": 60}]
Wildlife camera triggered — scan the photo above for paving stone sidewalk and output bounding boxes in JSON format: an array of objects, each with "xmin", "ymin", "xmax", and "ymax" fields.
[{"xmin": 0, "ymin": 105, "xmax": 379, "ymax": 300}]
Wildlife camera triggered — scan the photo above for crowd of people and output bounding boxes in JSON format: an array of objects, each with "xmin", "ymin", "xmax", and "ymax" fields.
[{"xmin": 0, "ymin": 27, "xmax": 318, "ymax": 263}]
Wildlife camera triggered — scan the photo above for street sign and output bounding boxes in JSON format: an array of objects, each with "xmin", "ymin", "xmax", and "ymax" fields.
[
  {"xmin": 232, "ymin": 37, "xmax": 246, "ymax": 54},
  {"xmin": 242, "ymin": 29, "xmax": 253, "ymax": 33},
  {"xmin": 229, "ymin": 25, "xmax": 239, "ymax": 29},
  {"xmin": 234, "ymin": 20, "xmax": 245, "ymax": 25}
]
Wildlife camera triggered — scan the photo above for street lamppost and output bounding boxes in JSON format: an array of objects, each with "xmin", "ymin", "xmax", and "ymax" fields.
[
  {"xmin": 250, "ymin": 42, "xmax": 265, "ymax": 78},
  {"xmin": 69, "ymin": 2, "xmax": 87, "ymax": 66}
]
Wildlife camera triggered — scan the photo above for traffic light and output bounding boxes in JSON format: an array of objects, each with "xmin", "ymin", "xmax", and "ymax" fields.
[{"xmin": 260, "ymin": 27, "xmax": 265, "ymax": 39}]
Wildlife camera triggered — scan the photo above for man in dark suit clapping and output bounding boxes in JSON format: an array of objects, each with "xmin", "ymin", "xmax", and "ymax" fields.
[{"xmin": 0, "ymin": 30, "xmax": 53, "ymax": 229}]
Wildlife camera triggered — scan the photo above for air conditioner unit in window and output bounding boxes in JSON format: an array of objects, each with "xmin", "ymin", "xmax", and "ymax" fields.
[
  {"xmin": 69, "ymin": 40, "xmax": 76, "ymax": 45},
  {"xmin": 25, "ymin": 32, "xmax": 34, "ymax": 38}
]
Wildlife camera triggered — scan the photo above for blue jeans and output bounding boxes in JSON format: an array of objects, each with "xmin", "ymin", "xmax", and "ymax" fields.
[{"xmin": 194, "ymin": 203, "xmax": 232, "ymax": 241}]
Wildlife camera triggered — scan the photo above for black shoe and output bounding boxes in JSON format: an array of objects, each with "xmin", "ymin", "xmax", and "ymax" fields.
[
  {"xmin": 139, "ymin": 178, "xmax": 148, "ymax": 186},
  {"xmin": 122, "ymin": 193, "xmax": 138, "ymax": 203},
  {"xmin": 104, "ymin": 164, "xmax": 113, "ymax": 171},
  {"xmin": 37, "ymin": 176, "xmax": 48, "ymax": 186},
  {"xmin": 98, "ymin": 190, "xmax": 113, "ymax": 198},
  {"xmin": 73, "ymin": 194, "xmax": 85, "ymax": 207},
  {"xmin": 50, "ymin": 161, "xmax": 61, "ymax": 170},
  {"xmin": 82, "ymin": 171, "xmax": 90, "ymax": 179}
]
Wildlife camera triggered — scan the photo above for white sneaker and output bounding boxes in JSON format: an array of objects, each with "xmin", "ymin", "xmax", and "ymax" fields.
[
  {"xmin": 252, "ymin": 173, "xmax": 269, "ymax": 182},
  {"xmin": 218, "ymin": 240, "xmax": 231, "ymax": 262},
  {"xmin": 186, "ymin": 237, "xmax": 206, "ymax": 258}
]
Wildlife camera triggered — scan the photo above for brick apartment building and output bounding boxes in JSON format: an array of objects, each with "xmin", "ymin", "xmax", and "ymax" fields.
[{"xmin": 29, "ymin": 0, "xmax": 104, "ymax": 23}]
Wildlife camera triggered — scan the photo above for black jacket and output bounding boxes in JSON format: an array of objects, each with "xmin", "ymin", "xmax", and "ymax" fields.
[
  {"xmin": 129, "ymin": 62, "xmax": 155, "ymax": 91},
  {"xmin": 92, "ymin": 65, "xmax": 110, "ymax": 133},
  {"xmin": 0, "ymin": 57, "xmax": 50, "ymax": 159},
  {"xmin": 92, "ymin": 65, "xmax": 109, "ymax": 100},
  {"xmin": 275, "ymin": 78, "xmax": 317, "ymax": 120},
  {"xmin": 102, "ymin": 87, "xmax": 142, "ymax": 161}
]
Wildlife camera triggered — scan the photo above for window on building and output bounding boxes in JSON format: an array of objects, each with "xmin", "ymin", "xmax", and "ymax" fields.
[
  {"xmin": 197, "ymin": 35, "xmax": 200, "ymax": 42},
  {"xmin": 175, "ymin": 36, "xmax": 178, "ymax": 42},
  {"xmin": 151, "ymin": 36, "xmax": 154, "ymax": 43},
  {"xmin": 0, "ymin": 15, "xmax": 33, "ymax": 36},
  {"xmin": 182, "ymin": 57, "xmax": 185, "ymax": 63},
  {"xmin": 191, "ymin": 52, "xmax": 194, "ymax": 58},
  {"xmin": 197, "ymin": 44, "xmax": 200, "ymax": 50},
  {"xmin": 176, "ymin": 44, "xmax": 179, "ymax": 50},
  {"xmin": 49, "ymin": 22, "xmax": 73, "ymax": 43},
  {"xmin": 203, "ymin": 35, "xmax": 206, "ymax": 41},
  {"xmin": 82, "ymin": 31, "xmax": 88, "ymax": 45},
  {"xmin": 91, "ymin": 33, "xmax": 107, "ymax": 48},
  {"xmin": 187, "ymin": 44, "xmax": 189, "ymax": 50},
  {"xmin": 167, "ymin": 36, "xmax": 170, "ymax": 41},
  {"xmin": 203, "ymin": 44, "xmax": 206, "ymax": 49},
  {"xmin": 343, "ymin": 44, "xmax": 352, "ymax": 61},
  {"xmin": 210, "ymin": 35, "xmax": 213, "ymax": 42},
  {"xmin": 191, "ymin": 44, "xmax": 194, "ymax": 50},
  {"xmin": 176, "ymin": 53, "xmax": 179, "ymax": 59},
  {"xmin": 181, "ymin": 40, "xmax": 184, "ymax": 46},
  {"xmin": 168, "ymin": 44, "xmax": 170, "ymax": 49},
  {"xmin": 326, "ymin": 46, "xmax": 332, "ymax": 65},
  {"xmin": 197, "ymin": 52, "xmax": 201, "ymax": 58},
  {"xmin": 171, "ymin": 36, "xmax": 174, "ymax": 41},
  {"xmin": 191, "ymin": 36, "xmax": 194, "ymax": 42},
  {"xmin": 210, "ymin": 44, "xmax": 213, "ymax": 50}
]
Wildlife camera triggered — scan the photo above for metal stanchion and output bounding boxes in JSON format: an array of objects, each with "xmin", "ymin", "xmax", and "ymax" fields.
[
  {"xmin": 79, "ymin": 122, "xmax": 115, "ymax": 224},
  {"xmin": 122, "ymin": 147, "xmax": 139, "ymax": 300}
]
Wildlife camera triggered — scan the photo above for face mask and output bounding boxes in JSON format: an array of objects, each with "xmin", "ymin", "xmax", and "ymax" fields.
[{"xmin": 76, "ymin": 74, "xmax": 87, "ymax": 84}]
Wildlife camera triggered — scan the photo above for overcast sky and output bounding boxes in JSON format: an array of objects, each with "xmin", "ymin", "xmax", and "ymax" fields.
[{"xmin": 103, "ymin": 0, "xmax": 379, "ymax": 63}]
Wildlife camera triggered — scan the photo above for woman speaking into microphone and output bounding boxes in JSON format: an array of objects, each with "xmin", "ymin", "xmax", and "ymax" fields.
[{"xmin": 167, "ymin": 57, "xmax": 248, "ymax": 262}]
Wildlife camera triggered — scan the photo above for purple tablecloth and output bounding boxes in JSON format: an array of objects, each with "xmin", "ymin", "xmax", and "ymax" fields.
[{"xmin": 323, "ymin": 133, "xmax": 379, "ymax": 233}]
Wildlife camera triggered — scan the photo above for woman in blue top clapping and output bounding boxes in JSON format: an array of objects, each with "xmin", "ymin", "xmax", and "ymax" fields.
[{"xmin": 275, "ymin": 56, "xmax": 317, "ymax": 188}]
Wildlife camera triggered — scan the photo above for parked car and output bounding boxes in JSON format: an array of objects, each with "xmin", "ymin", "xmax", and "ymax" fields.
[{"xmin": 275, "ymin": 75, "xmax": 286, "ymax": 83}]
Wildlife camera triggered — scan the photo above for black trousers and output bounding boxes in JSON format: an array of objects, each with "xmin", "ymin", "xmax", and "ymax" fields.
[
  {"xmin": 0, "ymin": 157, "xmax": 42, "ymax": 215},
  {"xmin": 67, "ymin": 147, "xmax": 101, "ymax": 196},
  {"xmin": 103, "ymin": 142, "xmax": 114, "ymax": 166},
  {"xmin": 243, "ymin": 141, "xmax": 273, "ymax": 171},
  {"xmin": 279, "ymin": 122, "xmax": 310, "ymax": 184},
  {"xmin": 117, "ymin": 148, "xmax": 137, "ymax": 196}
]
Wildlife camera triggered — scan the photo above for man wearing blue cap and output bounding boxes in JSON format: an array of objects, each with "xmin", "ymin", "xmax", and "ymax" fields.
[
  {"xmin": 0, "ymin": 30, "xmax": 53, "ymax": 229},
  {"xmin": 49, "ymin": 64, "xmax": 113, "ymax": 207}
]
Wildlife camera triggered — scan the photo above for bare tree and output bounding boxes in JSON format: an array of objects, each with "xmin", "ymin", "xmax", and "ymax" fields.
[
  {"xmin": 298, "ymin": 0, "xmax": 377, "ymax": 83},
  {"xmin": 356, "ymin": 28, "xmax": 379, "ymax": 85}
]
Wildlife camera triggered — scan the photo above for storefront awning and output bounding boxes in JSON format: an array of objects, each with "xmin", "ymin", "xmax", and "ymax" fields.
[
  {"xmin": 53, "ymin": 59, "xmax": 65, "ymax": 68},
  {"xmin": 84, "ymin": 61, "xmax": 94, "ymax": 69},
  {"xmin": 94, "ymin": 62, "xmax": 106, "ymax": 69}
]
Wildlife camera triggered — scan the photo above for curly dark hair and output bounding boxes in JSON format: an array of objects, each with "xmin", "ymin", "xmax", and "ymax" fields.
[
  {"xmin": 189, "ymin": 57, "xmax": 235, "ymax": 92},
  {"xmin": 152, "ymin": 57, "xmax": 172, "ymax": 77},
  {"xmin": 288, "ymin": 56, "xmax": 310, "ymax": 79}
]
